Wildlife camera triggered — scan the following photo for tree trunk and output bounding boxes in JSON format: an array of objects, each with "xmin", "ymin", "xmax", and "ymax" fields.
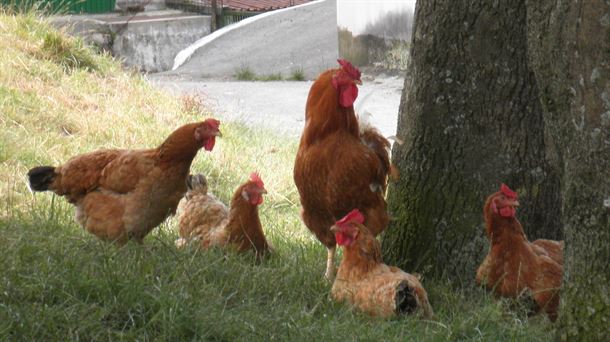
[
  {"xmin": 382, "ymin": 0, "xmax": 562, "ymax": 279},
  {"xmin": 526, "ymin": 1, "xmax": 610, "ymax": 340}
]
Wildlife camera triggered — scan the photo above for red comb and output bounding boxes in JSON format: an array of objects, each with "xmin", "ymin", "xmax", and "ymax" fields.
[
  {"xmin": 336, "ymin": 209, "xmax": 365, "ymax": 227},
  {"xmin": 337, "ymin": 59, "xmax": 361, "ymax": 81},
  {"xmin": 500, "ymin": 183, "xmax": 518, "ymax": 199},
  {"xmin": 205, "ymin": 118, "xmax": 220, "ymax": 129},
  {"xmin": 249, "ymin": 172, "xmax": 264, "ymax": 188}
]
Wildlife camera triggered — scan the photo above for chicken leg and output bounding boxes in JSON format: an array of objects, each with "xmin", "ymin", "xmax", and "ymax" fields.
[{"xmin": 325, "ymin": 246, "xmax": 336, "ymax": 281}]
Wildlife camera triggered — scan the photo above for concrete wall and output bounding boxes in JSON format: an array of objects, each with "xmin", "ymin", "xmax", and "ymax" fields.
[
  {"xmin": 169, "ymin": 0, "xmax": 338, "ymax": 80},
  {"xmin": 113, "ymin": 15, "xmax": 210, "ymax": 72},
  {"xmin": 52, "ymin": 11, "xmax": 210, "ymax": 73}
]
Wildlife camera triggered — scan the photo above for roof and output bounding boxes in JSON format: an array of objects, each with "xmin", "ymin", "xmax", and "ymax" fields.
[{"xmin": 222, "ymin": 0, "xmax": 314, "ymax": 12}]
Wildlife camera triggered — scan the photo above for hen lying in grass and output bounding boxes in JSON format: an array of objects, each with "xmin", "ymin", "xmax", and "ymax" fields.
[
  {"xmin": 476, "ymin": 184, "xmax": 563, "ymax": 321},
  {"xmin": 331, "ymin": 210, "xmax": 434, "ymax": 318},
  {"xmin": 176, "ymin": 173, "xmax": 271, "ymax": 259}
]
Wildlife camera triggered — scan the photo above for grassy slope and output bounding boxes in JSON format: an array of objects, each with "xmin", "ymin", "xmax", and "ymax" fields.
[{"xmin": 0, "ymin": 12, "xmax": 553, "ymax": 341}]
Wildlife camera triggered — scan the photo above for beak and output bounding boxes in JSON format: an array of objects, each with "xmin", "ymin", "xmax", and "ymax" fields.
[
  {"xmin": 260, "ymin": 188, "xmax": 268, "ymax": 194},
  {"xmin": 510, "ymin": 199, "xmax": 520, "ymax": 207},
  {"xmin": 330, "ymin": 225, "xmax": 339, "ymax": 233},
  {"xmin": 214, "ymin": 131, "xmax": 222, "ymax": 137},
  {"xmin": 355, "ymin": 79, "xmax": 362, "ymax": 85}
]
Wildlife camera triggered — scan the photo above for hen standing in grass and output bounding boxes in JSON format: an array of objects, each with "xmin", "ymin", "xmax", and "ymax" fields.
[
  {"xmin": 27, "ymin": 119, "xmax": 221, "ymax": 244},
  {"xmin": 331, "ymin": 210, "xmax": 434, "ymax": 318},
  {"xmin": 293, "ymin": 59, "xmax": 392, "ymax": 279},
  {"xmin": 476, "ymin": 184, "xmax": 563, "ymax": 321},
  {"xmin": 176, "ymin": 173, "xmax": 271, "ymax": 258}
]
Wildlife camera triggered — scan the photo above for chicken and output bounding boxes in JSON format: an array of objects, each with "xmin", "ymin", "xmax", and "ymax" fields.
[
  {"xmin": 176, "ymin": 172, "xmax": 271, "ymax": 258},
  {"xmin": 476, "ymin": 184, "xmax": 563, "ymax": 321},
  {"xmin": 357, "ymin": 111, "xmax": 400, "ymax": 189},
  {"xmin": 176, "ymin": 173, "xmax": 226, "ymax": 245},
  {"xmin": 293, "ymin": 59, "xmax": 392, "ymax": 280},
  {"xmin": 331, "ymin": 209, "xmax": 434, "ymax": 318},
  {"xmin": 27, "ymin": 119, "xmax": 221, "ymax": 244},
  {"xmin": 531, "ymin": 239, "xmax": 564, "ymax": 266}
]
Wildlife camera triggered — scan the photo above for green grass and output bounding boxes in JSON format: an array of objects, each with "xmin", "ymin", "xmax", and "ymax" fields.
[
  {"xmin": 0, "ymin": 12, "xmax": 555, "ymax": 341},
  {"xmin": 288, "ymin": 68, "xmax": 306, "ymax": 81},
  {"xmin": 234, "ymin": 66, "xmax": 257, "ymax": 81},
  {"xmin": 257, "ymin": 72, "xmax": 283, "ymax": 81},
  {"xmin": 234, "ymin": 66, "xmax": 289, "ymax": 82}
]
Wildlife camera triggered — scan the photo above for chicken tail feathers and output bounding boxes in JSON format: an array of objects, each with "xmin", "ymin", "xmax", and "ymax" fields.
[
  {"xmin": 186, "ymin": 174, "xmax": 208, "ymax": 193},
  {"xmin": 395, "ymin": 282, "xmax": 418, "ymax": 315},
  {"xmin": 27, "ymin": 166, "xmax": 56, "ymax": 191},
  {"xmin": 185, "ymin": 173, "xmax": 208, "ymax": 200},
  {"xmin": 395, "ymin": 280, "xmax": 435, "ymax": 319}
]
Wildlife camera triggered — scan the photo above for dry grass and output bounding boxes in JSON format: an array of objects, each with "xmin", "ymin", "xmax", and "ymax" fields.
[
  {"xmin": 0, "ymin": 9, "xmax": 308, "ymax": 240},
  {"xmin": 1, "ymin": 12, "xmax": 179, "ymax": 206}
]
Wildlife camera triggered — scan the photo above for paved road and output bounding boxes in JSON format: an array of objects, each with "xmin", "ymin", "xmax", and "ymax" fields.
[{"xmin": 149, "ymin": 74, "xmax": 404, "ymax": 138}]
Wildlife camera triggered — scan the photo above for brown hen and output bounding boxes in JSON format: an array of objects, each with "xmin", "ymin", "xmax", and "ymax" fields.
[
  {"xmin": 176, "ymin": 173, "xmax": 271, "ymax": 258},
  {"xmin": 331, "ymin": 210, "xmax": 434, "ymax": 318},
  {"xmin": 27, "ymin": 119, "xmax": 221, "ymax": 244},
  {"xmin": 294, "ymin": 59, "xmax": 392, "ymax": 279},
  {"xmin": 476, "ymin": 184, "xmax": 563, "ymax": 321}
]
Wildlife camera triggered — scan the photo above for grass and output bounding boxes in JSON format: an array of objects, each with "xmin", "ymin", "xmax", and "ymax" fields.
[
  {"xmin": 0, "ymin": 11, "xmax": 555, "ymax": 341},
  {"xmin": 234, "ymin": 66, "xmax": 257, "ymax": 81},
  {"xmin": 379, "ymin": 40, "xmax": 410, "ymax": 71},
  {"xmin": 235, "ymin": 66, "xmax": 304, "ymax": 82},
  {"xmin": 288, "ymin": 68, "xmax": 306, "ymax": 81},
  {"xmin": 338, "ymin": 27, "xmax": 410, "ymax": 71},
  {"xmin": 257, "ymin": 72, "xmax": 283, "ymax": 81}
]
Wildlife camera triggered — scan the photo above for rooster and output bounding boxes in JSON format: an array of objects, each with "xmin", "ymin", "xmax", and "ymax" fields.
[
  {"xmin": 476, "ymin": 184, "xmax": 563, "ymax": 321},
  {"xmin": 27, "ymin": 119, "xmax": 221, "ymax": 244},
  {"xmin": 331, "ymin": 210, "xmax": 434, "ymax": 318},
  {"xmin": 294, "ymin": 59, "xmax": 392, "ymax": 280},
  {"xmin": 176, "ymin": 173, "xmax": 271, "ymax": 258}
]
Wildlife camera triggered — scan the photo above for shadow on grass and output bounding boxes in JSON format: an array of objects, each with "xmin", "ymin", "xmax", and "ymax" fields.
[{"xmin": 0, "ymin": 197, "xmax": 555, "ymax": 341}]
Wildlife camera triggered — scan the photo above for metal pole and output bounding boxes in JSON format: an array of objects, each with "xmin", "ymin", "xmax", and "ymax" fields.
[{"xmin": 211, "ymin": 0, "xmax": 218, "ymax": 31}]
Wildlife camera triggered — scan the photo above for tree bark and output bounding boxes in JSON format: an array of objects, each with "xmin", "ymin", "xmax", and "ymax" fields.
[
  {"xmin": 526, "ymin": 1, "xmax": 610, "ymax": 340},
  {"xmin": 382, "ymin": 0, "xmax": 562, "ymax": 279}
]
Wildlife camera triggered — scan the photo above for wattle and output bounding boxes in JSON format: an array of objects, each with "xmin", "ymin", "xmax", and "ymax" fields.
[
  {"xmin": 499, "ymin": 206, "xmax": 516, "ymax": 218},
  {"xmin": 204, "ymin": 137, "xmax": 216, "ymax": 151},
  {"xmin": 335, "ymin": 232, "xmax": 353, "ymax": 246},
  {"xmin": 251, "ymin": 194, "xmax": 263, "ymax": 206},
  {"xmin": 339, "ymin": 84, "xmax": 358, "ymax": 107}
]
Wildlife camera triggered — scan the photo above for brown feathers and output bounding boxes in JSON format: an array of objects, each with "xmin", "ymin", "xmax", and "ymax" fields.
[
  {"xmin": 331, "ymin": 220, "xmax": 434, "ymax": 318},
  {"xmin": 27, "ymin": 120, "xmax": 221, "ymax": 244},
  {"xmin": 477, "ymin": 188, "xmax": 563, "ymax": 321},
  {"xmin": 294, "ymin": 64, "xmax": 393, "ymax": 279},
  {"xmin": 177, "ymin": 174, "xmax": 271, "ymax": 258}
]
